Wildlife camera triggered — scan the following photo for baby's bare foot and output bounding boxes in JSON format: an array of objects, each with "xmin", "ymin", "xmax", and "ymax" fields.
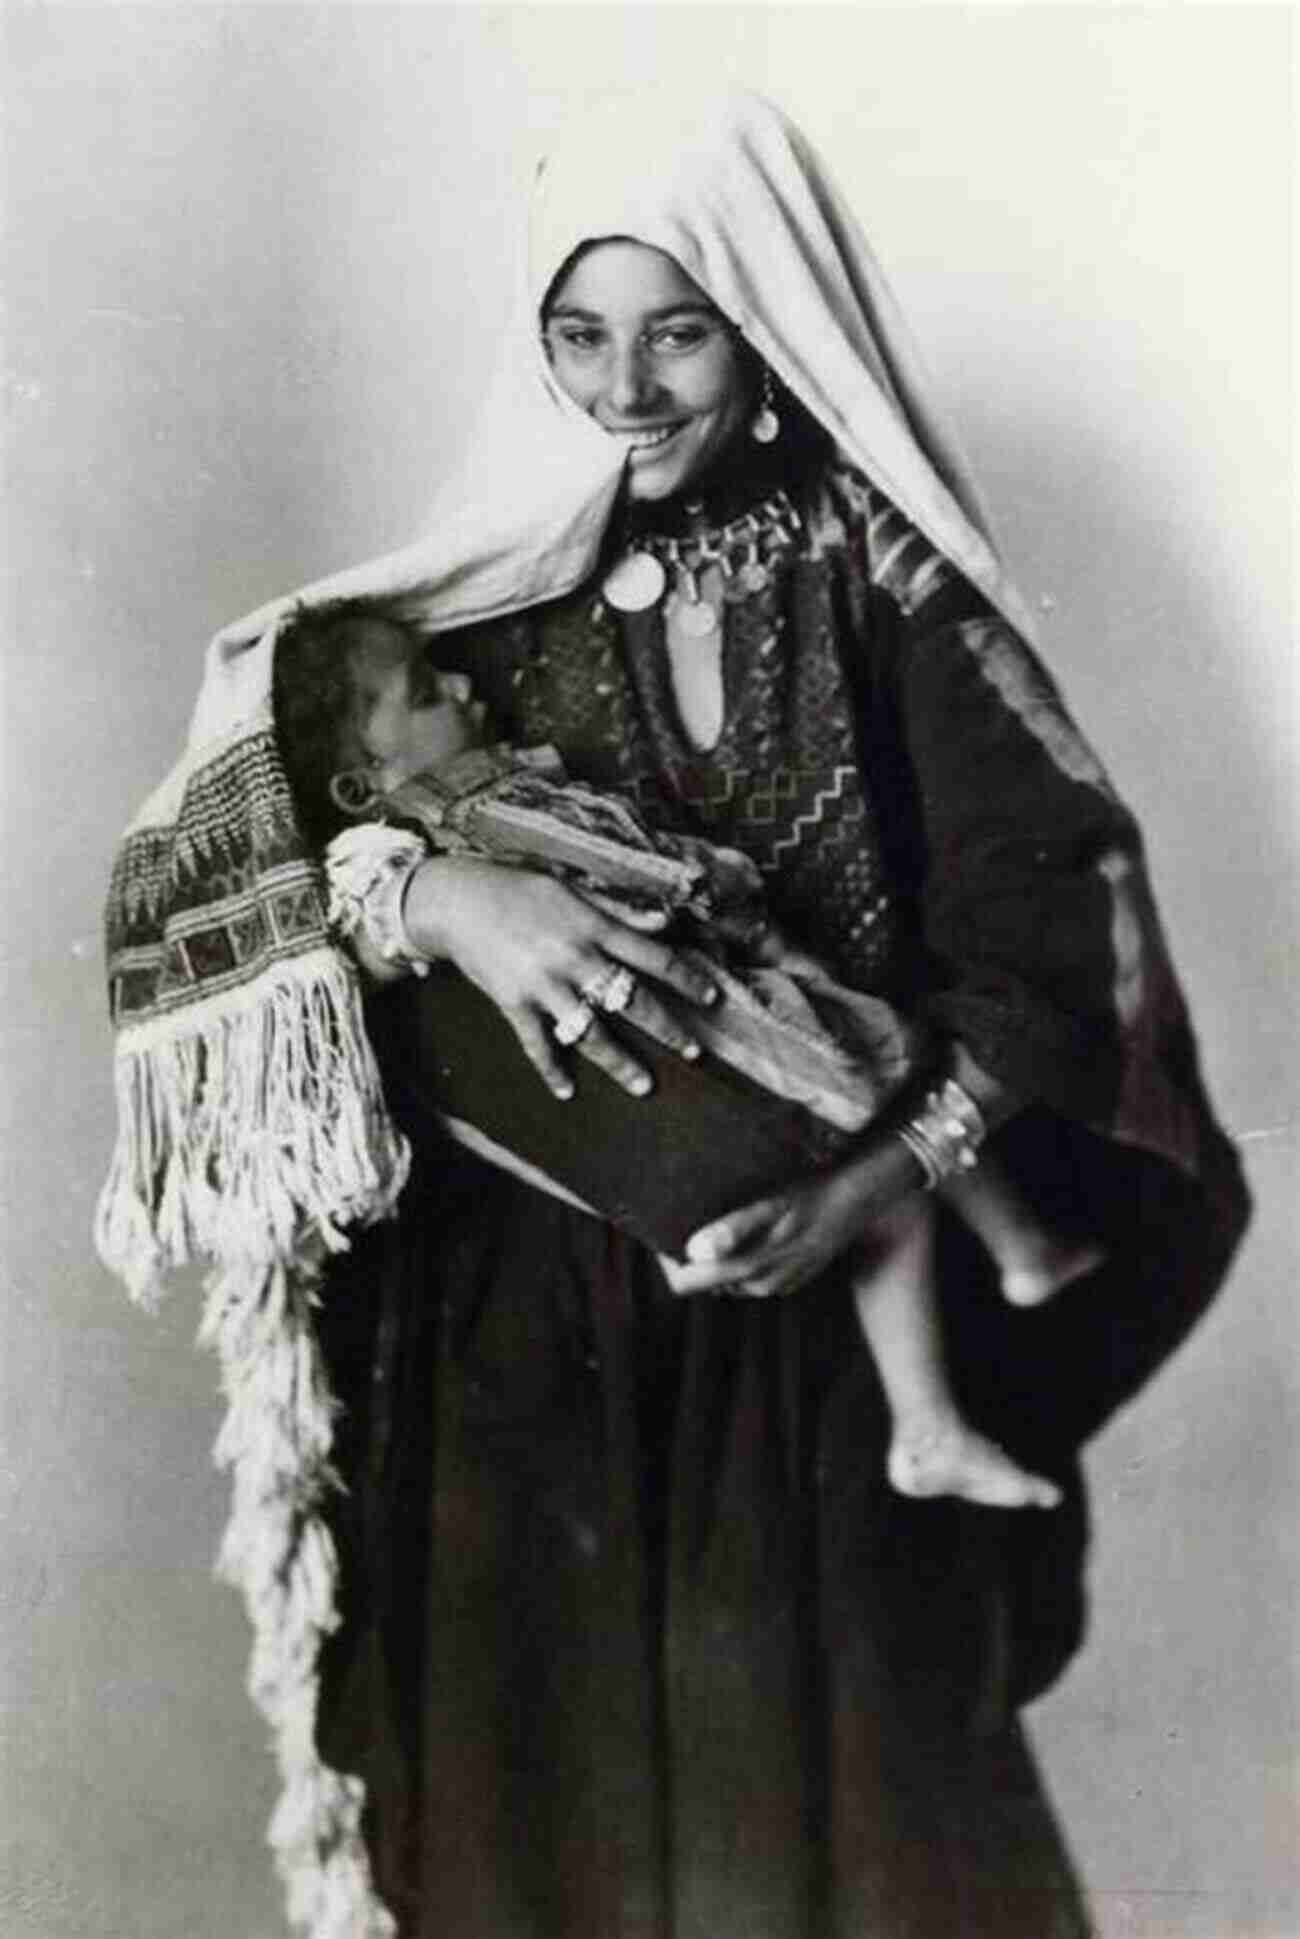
[
  {"xmin": 1001, "ymin": 1239, "xmax": 1108, "ymax": 1308},
  {"xmin": 888, "ymin": 1420, "xmax": 1062, "ymax": 1510}
]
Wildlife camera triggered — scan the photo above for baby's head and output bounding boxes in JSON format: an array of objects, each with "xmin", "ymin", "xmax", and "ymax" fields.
[{"xmin": 273, "ymin": 598, "xmax": 488, "ymax": 842}]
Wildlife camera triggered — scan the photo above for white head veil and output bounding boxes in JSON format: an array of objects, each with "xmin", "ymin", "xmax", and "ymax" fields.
[{"xmin": 181, "ymin": 90, "xmax": 1035, "ymax": 761}]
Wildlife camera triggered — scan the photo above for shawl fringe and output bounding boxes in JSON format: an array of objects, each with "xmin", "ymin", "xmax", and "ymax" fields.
[
  {"xmin": 95, "ymin": 949, "xmax": 407, "ymax": 1936},
  {"xmin": 94, "ymin": 946, "xmax": 409, "ymax": 1307},
  {"xmin": 203, "ymin": 1253, "xmax": 397, "ymax": 1938}
]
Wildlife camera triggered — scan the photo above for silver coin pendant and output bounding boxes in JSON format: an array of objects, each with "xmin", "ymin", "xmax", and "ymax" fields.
[
  {"xmin": 603, "ymin": 551, "xmax": 667, "ymax": 613},
  {"xmin": 672, "ymin": 597, "xmax": 719, "ymax": 639}
]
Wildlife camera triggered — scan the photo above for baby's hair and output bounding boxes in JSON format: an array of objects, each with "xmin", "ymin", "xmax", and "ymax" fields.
[{"xmin": 271, "ymin": 597, "xmax": 413, "ymax": 848}]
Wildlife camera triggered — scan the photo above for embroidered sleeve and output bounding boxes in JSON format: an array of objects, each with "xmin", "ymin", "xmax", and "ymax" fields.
[
  {"xmin": 861, "ymin": 482, "xmax": 961, "ymax": 618},
  {"xmin": 821, "ymin": 463, "xmax": 962, "ymax": 624},
  {"xmin": 325, "ymin": 823, "xmax": 433, "ymax": 977},
  {"xmin": 817, "ymin": 459, "xmax": 1154, "ymax": 1127}
]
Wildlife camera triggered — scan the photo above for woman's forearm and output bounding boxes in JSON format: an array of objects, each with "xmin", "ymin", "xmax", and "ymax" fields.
[
  {"xmin": 400, "ymin": 855, "xmax": 486, "ymax": 961},
  {"xmin": 842, "ymin": 1124, "xmax": 931, "ymax": 1210},
  {"xmin": 840, "ymin": 1040, "xmax": 1027, "ymax": 1217},
  {"xmin": 875, "ymin": 1041, "xmax": 1025, "ymax": 1202}
]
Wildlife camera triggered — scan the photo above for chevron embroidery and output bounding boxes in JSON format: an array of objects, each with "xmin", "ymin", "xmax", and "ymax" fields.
[{"xmin": 767, "ymin": 765, "xmax": 857, "ymax": 866}]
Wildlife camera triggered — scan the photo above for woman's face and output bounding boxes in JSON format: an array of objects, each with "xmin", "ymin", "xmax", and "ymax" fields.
[{"xmin": 543, "ymin": 240, "xmax": 753, "ymax": 501}]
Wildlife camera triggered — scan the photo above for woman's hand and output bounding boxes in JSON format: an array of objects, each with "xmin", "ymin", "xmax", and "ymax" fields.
[
  {"xmin": 402, "ymin": 856, "xmax": 718, "ymax": 1099},
  {"xmin": 661, "ymin": 1135, "xmax": 925, "ymax": 1300}
]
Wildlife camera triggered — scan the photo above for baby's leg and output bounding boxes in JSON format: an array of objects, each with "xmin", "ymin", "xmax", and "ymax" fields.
[
  {"xmin": 853, "ymin": 1199, "xmax": 1061, "ymax": 1510},
  {"xmin": 942, "ymin": 1155, "xmax": 1106, "ymax": 1308}
]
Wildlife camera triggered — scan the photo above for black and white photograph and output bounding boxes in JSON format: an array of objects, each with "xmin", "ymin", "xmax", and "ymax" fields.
[{"xmin": 2, "ymin": 5, "xmax": 1294, "ymax": 1937}]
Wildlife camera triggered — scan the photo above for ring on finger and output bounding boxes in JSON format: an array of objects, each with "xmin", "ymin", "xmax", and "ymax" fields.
[
  {"xmin": 580, "ymin": 963, "xmax": 638, "ymax": 1015},
  {"xmin": 553, "ymin": 1000, "xmax": 597, "ymax": 1048},
  {"xmin": 579, "ymin": 963, "xmax": 617, "ymax": 1008},
  {"xmin": 599, "ymin": 965, "xmax": 637, "ymax": 1015}
]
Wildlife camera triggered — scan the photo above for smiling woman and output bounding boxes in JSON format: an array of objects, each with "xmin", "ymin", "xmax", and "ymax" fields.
[
  {"xmin": 94, "ymin": 89, "xmax": 1248, "ymax": 1939},
  {"xmin": 542, "ymin": 241, "xmax": 757, "ymax": 499}
]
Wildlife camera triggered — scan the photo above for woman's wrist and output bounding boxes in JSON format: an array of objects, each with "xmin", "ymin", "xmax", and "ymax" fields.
[
  {"xmin": 839, "ymin": 1125, "xmax": 930, "ymax": 1214},
  {"xmin": 843, "ymin": 1047, "xmax": 1012, "ymax": 1208},
  {"xmin": 400, "ymin": 855, "xmax": 466, "ymax": 961},
  {"xmin": 894, "ymin": 1077, "xmax": 986, "ymax": 1190},
  {"xmin": 878, "ymin": 1041, "xmax": 1030, "ymax": 1197},
  {"xmin": 325, "ymin": 823, "xmax": 434, "ymax": 979}
]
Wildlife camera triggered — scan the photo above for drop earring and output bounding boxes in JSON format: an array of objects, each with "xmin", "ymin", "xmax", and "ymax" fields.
[{"xmin": 750, "ymin": 365, "xmax": 781, "ymax": 445}]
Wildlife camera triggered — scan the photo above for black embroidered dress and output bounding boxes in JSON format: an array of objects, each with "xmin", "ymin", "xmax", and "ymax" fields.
[{"xmin": 314, "ymin": 443, "xmax": 1245, "ymax": 1939}]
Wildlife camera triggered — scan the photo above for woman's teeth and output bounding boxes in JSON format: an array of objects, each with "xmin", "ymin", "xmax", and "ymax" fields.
[{"xmin": 615, "ymin": 425, "xmax": 680, "ymax": 451}]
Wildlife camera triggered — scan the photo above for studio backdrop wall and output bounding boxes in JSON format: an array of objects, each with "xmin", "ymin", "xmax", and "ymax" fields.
[{"xmin": 2, "ymin": 7, "xmax": 1294, "ymax": 1937}]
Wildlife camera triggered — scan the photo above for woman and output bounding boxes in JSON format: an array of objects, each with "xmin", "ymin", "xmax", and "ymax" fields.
[{"xmin": 97, "ymin": 94, "xmax": 1248, "ymax": 1939}]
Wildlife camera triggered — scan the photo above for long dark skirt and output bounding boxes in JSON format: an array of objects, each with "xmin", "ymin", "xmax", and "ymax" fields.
[{"xmin": 315, "ymin": 1128, "xmax": 1096, "ymax": 1939}]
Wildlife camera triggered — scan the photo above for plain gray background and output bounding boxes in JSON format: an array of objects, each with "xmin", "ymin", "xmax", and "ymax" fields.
[{"xmin": 2, "ymin": 5, "xmax": 1295, "ymax": 1936}]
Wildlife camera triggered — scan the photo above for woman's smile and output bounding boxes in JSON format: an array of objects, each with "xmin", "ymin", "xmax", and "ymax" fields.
[
  {"xmin": 614, "ymin": 423, "xmax": 685, "ymax": 450},
  {"xmin": 615, "ymin": 422, "xmax": 693, "ymax": 473},
  {"xmin": 542, "ymin": 240, "xmax": 754, "ymax": 500}
]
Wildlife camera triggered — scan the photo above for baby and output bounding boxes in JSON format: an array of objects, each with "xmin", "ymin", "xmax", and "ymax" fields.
[{"xmin": 274, "ymin": 599, "xmax": 1104, "ymax": 1510}]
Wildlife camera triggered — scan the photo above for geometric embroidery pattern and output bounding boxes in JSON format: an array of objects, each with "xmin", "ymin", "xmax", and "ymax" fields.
[
  {"xmin": 106, "ymin": 727, "xmax": 329, "ymax": 1026},
  {"xmin": 506, "ymin": 475, "xmax": 915, "ymax": 993}
]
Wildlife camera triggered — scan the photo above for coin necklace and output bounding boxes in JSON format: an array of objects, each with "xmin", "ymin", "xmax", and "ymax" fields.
[
  {"xmin": 602, "ymin": 549, "xmax": 667, "ymax": 613},
  {"xmin": 600, "ymin": 493, "xmax": 802, "ymax": 633},
  {"xmin": 666, "ymin": 564, "xmax": 720, "ymax": 639}
]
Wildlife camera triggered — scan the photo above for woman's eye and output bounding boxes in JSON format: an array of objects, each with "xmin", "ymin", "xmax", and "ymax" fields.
[
  {"xmin": 552, "ymin": 327, "xmax": 605, "ymax": 354},
  {"xmin": 649, "ymin": 324, "xmax": 713, "ymax": 354}
]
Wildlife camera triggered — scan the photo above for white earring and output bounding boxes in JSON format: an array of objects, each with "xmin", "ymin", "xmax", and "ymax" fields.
[{"xmin": 750, "ymin": 366, "xmax": 780, "ymax": 445}]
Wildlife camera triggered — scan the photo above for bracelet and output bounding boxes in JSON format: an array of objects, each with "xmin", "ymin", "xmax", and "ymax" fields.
[
  {"xmin": 366, "ymin": 852, "xmax": 433, "ymax": 978},
  {"xmin": 896, "ymin": 1078, "xmax": 986, "ymax": 1190}
]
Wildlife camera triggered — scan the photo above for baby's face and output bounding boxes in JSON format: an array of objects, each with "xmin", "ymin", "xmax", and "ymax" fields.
[{"xmin": 341, "ymin": 620, "xmax": 487, "ymax": 784}]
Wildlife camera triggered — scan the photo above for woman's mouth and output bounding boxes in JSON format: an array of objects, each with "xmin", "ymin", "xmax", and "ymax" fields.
[{"xmin": 606, "ymin": 423, "xmax": 686, "ymax": 456}]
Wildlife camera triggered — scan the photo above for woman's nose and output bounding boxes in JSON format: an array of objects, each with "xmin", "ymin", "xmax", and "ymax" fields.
[{"xmin": 606, "ymin": 342, "xmax": 655, "ymax": 415}]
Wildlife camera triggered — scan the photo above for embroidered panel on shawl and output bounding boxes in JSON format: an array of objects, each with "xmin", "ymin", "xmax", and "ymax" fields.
[{"xmin": 107, "ymin": 725, "xmax": 328, "ymax": 1026}]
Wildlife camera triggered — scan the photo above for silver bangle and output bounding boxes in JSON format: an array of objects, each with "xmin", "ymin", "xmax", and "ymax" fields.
[{"xmin": 896, "ymin": 1078, "xmax": 986, "ymax": 1190}]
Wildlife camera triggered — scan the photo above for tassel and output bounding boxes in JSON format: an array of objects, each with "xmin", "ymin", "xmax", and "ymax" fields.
[
  {"xmin": 97, "ymin": 742, "xmax": 407, "ymax": 1933},
  {"xmin": 94, "ymin": 946, "xmax": 410, "ymax": 1306},
  {"xmin": 202, "ymin": 1253, "xmax": 398, "ymax": 1935}
]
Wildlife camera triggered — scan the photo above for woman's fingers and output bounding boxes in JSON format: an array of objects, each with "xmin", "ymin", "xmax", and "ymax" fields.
[
  {"xmin": 601, "ymin": 931, "xmax": 719, "ymax": 1009},
  {"xmin": 657, "ymin": 1251, "xmax": 755, "ymax": 1296},
  {"xmin": 506, "ymin": 1005, "xmax": 578, "ymax": 1102},
  {"xmin": 574, "ymin": 1017, "xmax": 654, "ymax": 1098},
  {"xmin": 686, "ymin": 1196, "xmax": 793, "ymax": 1263},
  {"xmin": 420, "ymin": 865, "xmax": 717, "ymax": 1100},
  {"xmin": 664, "ymin": 1191, "xmax": 815, "ymax": 1296},
  {"xmin": 536, "ymin": 972, "xmax": 661, "ymax": 1100},
  {"xmin": 577, "ymin": 888, "xmax": 671, "ymax": 933},
  {"xmin": 613, "ymin": 981, "xmax": 703, "ymax": 1064},
  {"xmin": 666, "ymin": 1149, "xmax": 911, "ymax": 1302},
  {"xmin": 658, "ymin": 1250, "xmax": 796, "ymax": 1299},
  {"xmin": 509, "ymin": 975, "xmax": 691, "ymax": 1104},
  {"xmin": 565, "ymin": 946, "xmax": 705, "ymax": 1071}
]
